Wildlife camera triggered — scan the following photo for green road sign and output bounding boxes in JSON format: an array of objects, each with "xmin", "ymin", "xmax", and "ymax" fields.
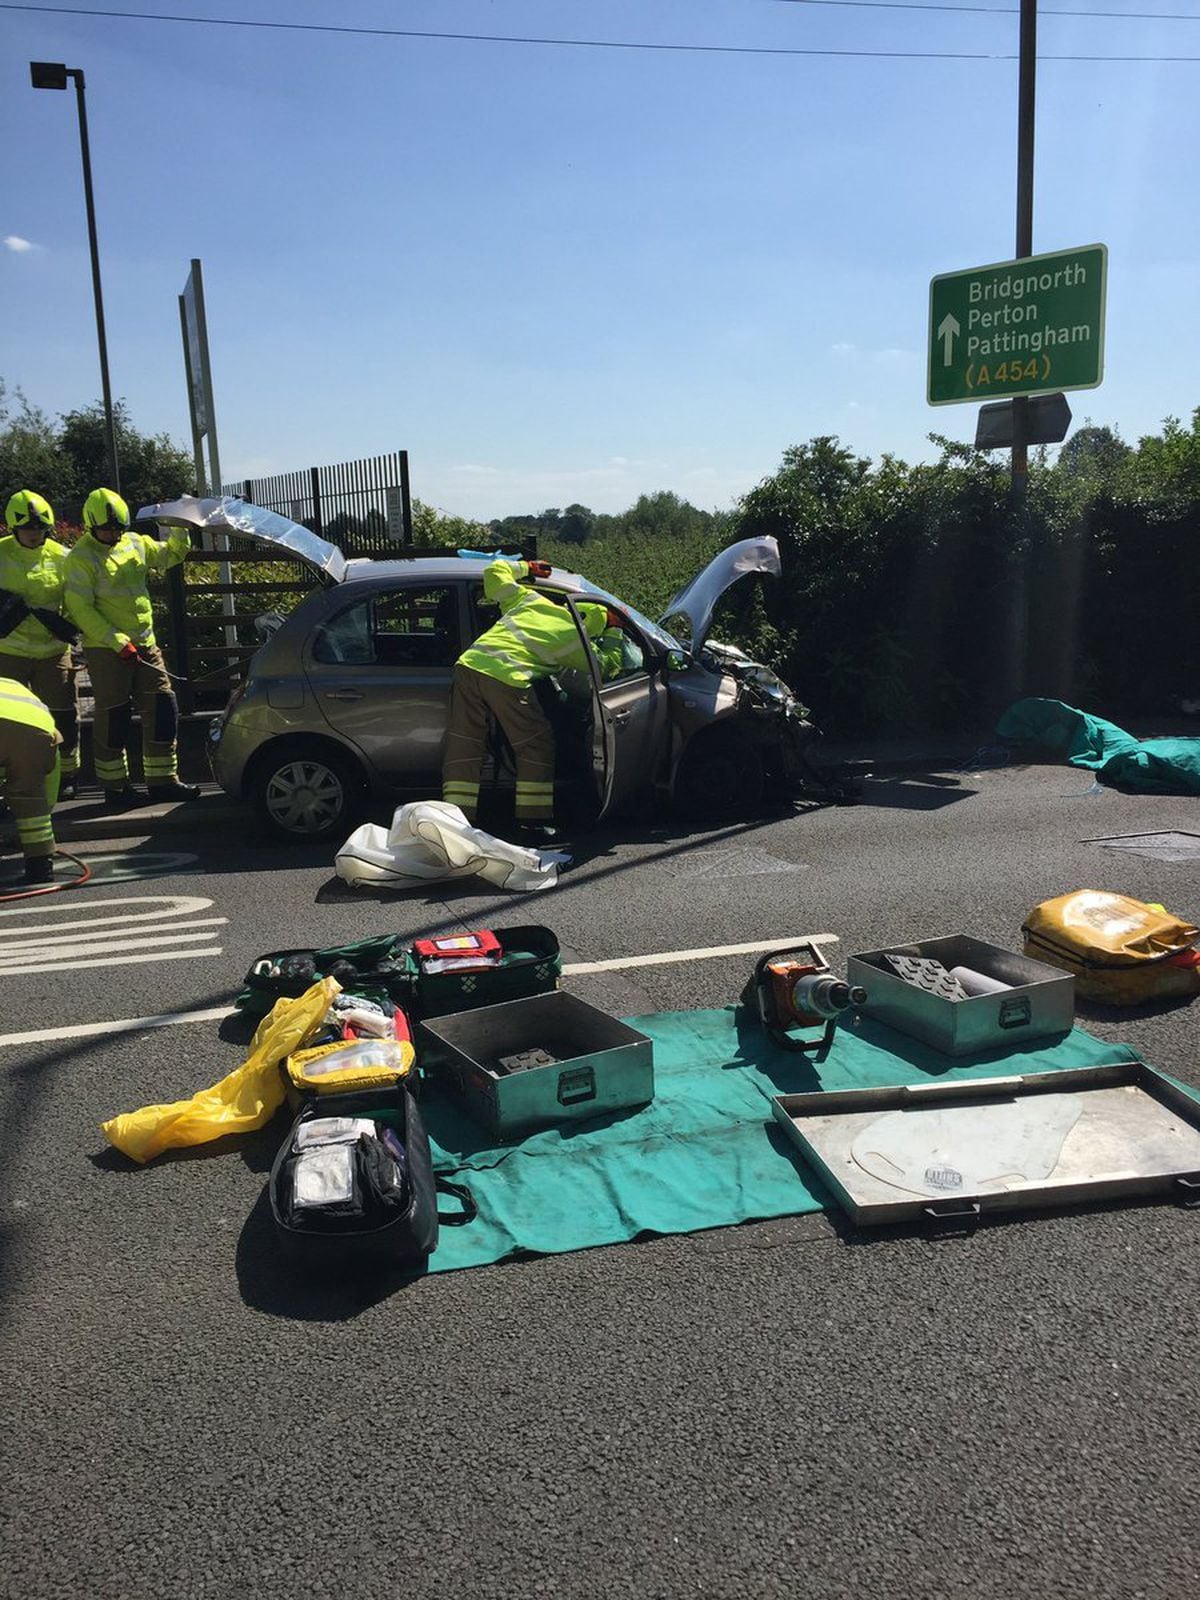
[{"xmin": 928, "ymin": 243, "xmax": 1107, "ymax": 406}]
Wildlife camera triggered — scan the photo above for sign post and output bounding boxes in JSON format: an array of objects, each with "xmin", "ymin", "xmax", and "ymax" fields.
[{"xmin": 927, "ymin": 243, "xmax": 1107, "ymax": 409}]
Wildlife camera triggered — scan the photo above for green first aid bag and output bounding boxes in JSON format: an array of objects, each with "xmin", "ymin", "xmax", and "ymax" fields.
[
  {"xmin": 409, "ymin": 925, "xmax": 562, "ymax": 1019},
  {"xmin": 237, "ymin": 926, "xmax": 561, "ymax": 1021}
]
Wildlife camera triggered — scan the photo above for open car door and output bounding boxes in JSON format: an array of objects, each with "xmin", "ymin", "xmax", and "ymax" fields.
[
  {"xmin": 137, "ymin": 494, "xmax": 348, "ymax": 584},
  {"xmin": 563, "ymin": 596, "xmax": 618, "ymax": 823}
]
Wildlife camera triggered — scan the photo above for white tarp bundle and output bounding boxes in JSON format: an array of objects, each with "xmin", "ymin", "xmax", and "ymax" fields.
[{"xmin": 335, "ymin": 802, "xmax": 568, "ymax": 893}]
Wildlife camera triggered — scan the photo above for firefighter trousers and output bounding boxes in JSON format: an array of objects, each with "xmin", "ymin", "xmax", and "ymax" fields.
[
  {"xmin": 0, "ymin": 650, "xmax": 79, "ymax": 776},
  {"xmin": 0, "ymin": 718, "xmax": 60, "ymax": 862},
  {"xmin": 442, "ymin": 663, "xmax": 555, "ymax": 823},
  {"xmin": 84, "ymin": 645, "xmax": 179, "ymax": 792}
]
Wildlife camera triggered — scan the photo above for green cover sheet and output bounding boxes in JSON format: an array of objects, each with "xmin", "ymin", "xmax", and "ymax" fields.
[
  {"xmin": 423, "ymin": 1006, "xmax": 1140, "ymax": 1273},
  {"xmin": 997, "ymin": 697, "xmax": 1200, "ymax": 795}
]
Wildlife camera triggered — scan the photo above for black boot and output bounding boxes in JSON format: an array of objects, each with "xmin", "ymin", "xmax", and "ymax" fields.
[
  {"xmin": 516, "ymin": 822, "xmax": 560, "ymax": 848},
  {"xmin": 148, "ymin": 780, "xmax": 201, "ymax": 803},
  {"xmin": 23, "ymin": 855, "xmax": 54, "ymax": 885},
  {"xmin": 104, "ymin": 785, "xmax": 149, "ymax": 812}
]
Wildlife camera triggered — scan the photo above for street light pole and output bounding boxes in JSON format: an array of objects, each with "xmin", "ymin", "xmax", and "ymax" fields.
[
  {"xmin": 1010, "ymin": 0, "xmax": 1037, "ymax": 501},
  {"xmin": 30, "ymin": 61, "xmax": 120, "ymax": 493}
]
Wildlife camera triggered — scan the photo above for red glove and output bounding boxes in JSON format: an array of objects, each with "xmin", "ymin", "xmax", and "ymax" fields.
[
  {"xmin": 117, "ymin": 641, "xmax": 139, "ymax": 661},
  {"xmin": 527, "ymin": 560, "xmax": 552, "ymax": 579}
]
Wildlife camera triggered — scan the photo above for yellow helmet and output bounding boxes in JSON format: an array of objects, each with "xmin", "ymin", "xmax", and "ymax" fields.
[
  {"xmin": 5, "ymin": 490, "xmax": 55, "ymax": 533},
  {"xmin": 83, "ymin": 487, "xmax": 130, "ymax": 532}
]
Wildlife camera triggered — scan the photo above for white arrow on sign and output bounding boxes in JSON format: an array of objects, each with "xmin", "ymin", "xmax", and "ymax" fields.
[{"xmin": 938, "ymin": 313, "xmax": 960, "ymax": 366}]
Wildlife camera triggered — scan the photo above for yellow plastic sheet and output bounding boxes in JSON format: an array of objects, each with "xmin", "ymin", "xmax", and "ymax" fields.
[{"xmin": 101, "ymin": 977, "xmax": 339, "ymax": 1164}]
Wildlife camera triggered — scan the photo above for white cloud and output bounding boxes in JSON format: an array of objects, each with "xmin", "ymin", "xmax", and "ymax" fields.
[{"xmin": 4, "ymin": 236, "xmax": 38, "ymax": 254}]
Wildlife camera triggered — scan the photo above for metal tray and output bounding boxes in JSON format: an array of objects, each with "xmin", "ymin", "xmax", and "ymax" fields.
[{"xmin": 772, "ymin": 1061, "xmax": 1200, "ymax": 1225}]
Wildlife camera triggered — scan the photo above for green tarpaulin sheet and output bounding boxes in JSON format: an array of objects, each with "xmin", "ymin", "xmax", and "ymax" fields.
[
  {"xmin": 423, "ymin": 1006, "xmax": 1141, "ymax": 1273},
  {"xmin": 997, "ymin": 697, "xmax": 1200, "ymax": 795}
]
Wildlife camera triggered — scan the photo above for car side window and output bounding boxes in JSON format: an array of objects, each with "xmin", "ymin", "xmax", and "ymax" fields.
[
  {"xmin": 607, "ymin": 628, "xmax": 647, "ymax": 681},
  {"xmin": 311, "ymin": 585, "xmax": 461, "ymax": 667},
  {"xmin": 372, "ymin": 585, "xmax": 461, "ymax": 667}
]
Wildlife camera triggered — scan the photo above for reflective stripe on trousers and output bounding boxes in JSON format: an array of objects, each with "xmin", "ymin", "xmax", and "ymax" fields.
[
  {"xmin": 84, "ymin": 645, "xmax": 179, "ymax": 789},
  {"xmin": 442, "ymin": 663, "xmax": 555, "ymax": 822}
]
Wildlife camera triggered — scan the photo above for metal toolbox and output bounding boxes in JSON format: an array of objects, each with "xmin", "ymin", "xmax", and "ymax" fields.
[
  {"xmin": 417, "ymin": 991, "xmax": 655, "ymax": 1139},
  {"xmin": 848, "ymin": 934, "xmax": 1074, "ymax": 1057},
  {"xmin": 771, "ymin": 1060, "xmax": 1200, "ymax": 1225}
]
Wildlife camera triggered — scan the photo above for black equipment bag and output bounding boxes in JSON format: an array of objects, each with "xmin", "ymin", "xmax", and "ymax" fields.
[{"xmin": 268, "ymin": 1085, "xmax": 474, "ymax": 1270}]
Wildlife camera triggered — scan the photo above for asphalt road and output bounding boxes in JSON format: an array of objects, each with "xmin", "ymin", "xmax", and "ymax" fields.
[{"xmin": 2, "ymin": 757, "xmax": 1199, "ymax": 1600}]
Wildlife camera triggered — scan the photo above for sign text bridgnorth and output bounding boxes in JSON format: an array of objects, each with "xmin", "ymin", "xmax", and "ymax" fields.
[{"xmin": 928, "ymin": 244, "xmax": 1107, "ymax": 406}]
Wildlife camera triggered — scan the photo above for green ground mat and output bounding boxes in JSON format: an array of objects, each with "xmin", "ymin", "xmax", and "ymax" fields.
[{"xmin": 423, "ymin": 1006, "xmax": 1141, "ymax": 1273}]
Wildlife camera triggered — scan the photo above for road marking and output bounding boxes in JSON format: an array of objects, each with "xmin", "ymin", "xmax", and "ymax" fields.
[
  {"xmin": 562, "ymin": 934, "xmax": 837, "ymax": 975},
  {"xmin": 0, "ymin": 893, "xmax": 225, "ymax": 977},
  {"xmin": 0, "ymin": 948, "xmax": 226, "ymax": 978},
  {"xmin": 80, "ymin": 851, "xmax": 202, "ymax": 882},
  {"xmin": 0, "ymin": 1003, "xmax": 234, "ymax": 1049},
  {"xmin": 0, "ymin": 933, "xmax": 838, "ymax": 1049}
]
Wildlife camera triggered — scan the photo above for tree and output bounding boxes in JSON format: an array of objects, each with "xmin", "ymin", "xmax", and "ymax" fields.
[
  {"xmin": 58, "ymin": 400, "xmax": 195, "ymax": 519},
  {"xmin": 411, "ymin": 501, "xmax": 490, "ymax": 549},
  {"xmin": 1118, "ymin": 409, "xmax": 1200, "ymax": 511},
  {"xmin": 0, "ymin": 382, "xmax": 77, "ymax": 513},
  {"xmin": 558, "ymin": 502, "xmax": 595, "ymax": 545}
]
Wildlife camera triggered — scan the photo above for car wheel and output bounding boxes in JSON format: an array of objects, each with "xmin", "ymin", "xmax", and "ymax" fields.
[
  {"xmin": 673, "ymin": 726, "xmax": 764, "ymax": 822},
  {"xmin": 250, "ymin": 743, "xmax": 365, "ymax": 843}
]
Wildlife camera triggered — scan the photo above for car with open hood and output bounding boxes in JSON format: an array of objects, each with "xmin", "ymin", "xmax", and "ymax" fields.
[{"xmin": 140, "ymin": 496, "xmax": 841, "ymax": 842}]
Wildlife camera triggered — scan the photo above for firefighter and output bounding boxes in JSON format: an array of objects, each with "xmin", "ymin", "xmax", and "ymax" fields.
[
  {"xmin": 0, "ymin": 675, "xmax": 61, "ymax": 884},
  {"xmin": 442, "ymin": 556, "xmax": 624, "ymax": 843},
  {"xmin": 63, "ymin": 488, "xmax": 200, "ymax": 811},
  {"xmin": 0, "ymin": 491, "xmax": 81, "ymax": 799}
]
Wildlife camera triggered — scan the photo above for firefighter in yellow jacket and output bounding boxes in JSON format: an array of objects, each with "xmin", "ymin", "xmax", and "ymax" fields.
[
  {"xmin": 0, "ymin": 491, "xmax": 80, "ymax": 799},
  {"xmin": 63, "ymin": 488, "xmax": 200, "ymax": 811},
  {"xmin": 442, "ymin": 556, "xmax": 623, "ymax": 843},
  {"xmin": 0, "ymin": 676, "xmax": 61, "ymax": 884}
]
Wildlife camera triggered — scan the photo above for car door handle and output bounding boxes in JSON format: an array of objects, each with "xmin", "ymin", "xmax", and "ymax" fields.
[
  {"xmin": 326, "ymin": 689, "xmax": 364, "ymax": 702},
  {"xmin": 611, "ymin": 710, "xmax": 630, "ymax": 726}
]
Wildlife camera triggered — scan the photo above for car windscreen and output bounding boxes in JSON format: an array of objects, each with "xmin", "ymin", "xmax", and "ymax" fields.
[{"xmin": 567, "ymin": 577, "xmax": 684, "ymax": 657}]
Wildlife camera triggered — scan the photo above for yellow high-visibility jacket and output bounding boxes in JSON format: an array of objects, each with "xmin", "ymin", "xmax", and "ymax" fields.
[
  {"xmin": 459, "ymin": 558, "xmax": 623, "ymax": 688},
  {"xmin": 63, "ymin": 527, "xmax": 189, "ymax": 651},
  {"xmin": 0, "ymin": 675, "xmax": 58, "ymax": 737},
  {"xmin": 0, "ymin": 536, "xmax": 72, "ymax": 660}
]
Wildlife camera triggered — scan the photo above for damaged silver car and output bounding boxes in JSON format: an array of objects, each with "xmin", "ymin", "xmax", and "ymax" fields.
[{"xmin": 140, "ymin": 496, "xmax": 851, "ymax": 841}]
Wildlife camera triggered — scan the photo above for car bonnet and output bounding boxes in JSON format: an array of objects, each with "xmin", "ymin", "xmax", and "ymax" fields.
[
  {"xmin": 657, "ymin": 535, "xmax": 781, "ymax": 653},
  {"xmin": 136, "ymin": 495, "xmax": 348, "ymax": 583}
]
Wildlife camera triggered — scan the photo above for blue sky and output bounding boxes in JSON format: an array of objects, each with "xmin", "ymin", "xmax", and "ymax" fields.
[{"xmin": 2, "ymin": 0, "xmax": 1197, "ymax": 517}]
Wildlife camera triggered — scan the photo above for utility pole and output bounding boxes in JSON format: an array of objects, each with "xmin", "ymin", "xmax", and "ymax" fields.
[
  {"xmin": 30, "ymin": 62, "xmax": 120, "ymax": 492},
  {"xmin": 1011, "ymin": 0, "xmax": 1037, "ymax": 500}
]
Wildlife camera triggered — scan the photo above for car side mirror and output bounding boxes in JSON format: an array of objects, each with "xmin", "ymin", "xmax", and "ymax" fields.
[{"xmin": 665, "ymin": 649, "xmax": 690, "ymax": 674}]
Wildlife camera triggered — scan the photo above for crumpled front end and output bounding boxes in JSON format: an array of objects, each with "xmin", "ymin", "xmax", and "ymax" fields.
[{"xmin": 704, "ymin": 642, "xmax": 860, "ymax": 803}]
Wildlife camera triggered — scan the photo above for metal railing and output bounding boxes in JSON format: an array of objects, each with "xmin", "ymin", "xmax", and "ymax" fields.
[{"xmin": 222, "ymin": 449, "xmax": 413, "ymax": 551}]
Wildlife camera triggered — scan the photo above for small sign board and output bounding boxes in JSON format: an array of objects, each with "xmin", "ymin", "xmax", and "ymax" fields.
[
  {"xmin": 386, "ymin": 486, "xmax": 405, "ymax": 542},
  {"xmin": 975, "ymin": 392, "xmax": 1072, "ymax": 450},
  {"xmin": 928, "ymin": 244, "xmax": 1106, "ymax": 406}
]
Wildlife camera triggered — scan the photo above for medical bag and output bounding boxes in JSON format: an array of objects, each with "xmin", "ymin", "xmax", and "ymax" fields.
[
  {"xmin": 238, "ymin": 926, "xmax": 561, "ymax": 1021},
  {"xmin": 268, "ymin": 1085, "xmax": 474, "ymax": 1269},
  {"xmin": 1022, "ymin": 889, "xmax": 1200, "ymax": 1005}
]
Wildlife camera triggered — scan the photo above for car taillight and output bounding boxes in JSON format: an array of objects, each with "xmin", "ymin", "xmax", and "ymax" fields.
[{"xmin": 218, "ymin": 681, "xmax": 247, "ymax": 729}]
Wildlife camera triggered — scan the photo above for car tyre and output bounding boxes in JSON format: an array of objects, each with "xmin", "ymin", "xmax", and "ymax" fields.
[
  {"xmin": 673, "ymin": 726, "xmax": 764, "ymax": 822},
  {"xmin": 249, "ymin": 742, "xmax": 366, "ymax": 844}
]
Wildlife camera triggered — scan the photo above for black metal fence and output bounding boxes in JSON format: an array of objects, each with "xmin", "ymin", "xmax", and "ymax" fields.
[
  {"xmin": 222, "ymin": 449, "xmax": 413, "ymax": 552},
  {"xmin": 164, "ymin": 448, "xmax": 534, "ymax": 712}
]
